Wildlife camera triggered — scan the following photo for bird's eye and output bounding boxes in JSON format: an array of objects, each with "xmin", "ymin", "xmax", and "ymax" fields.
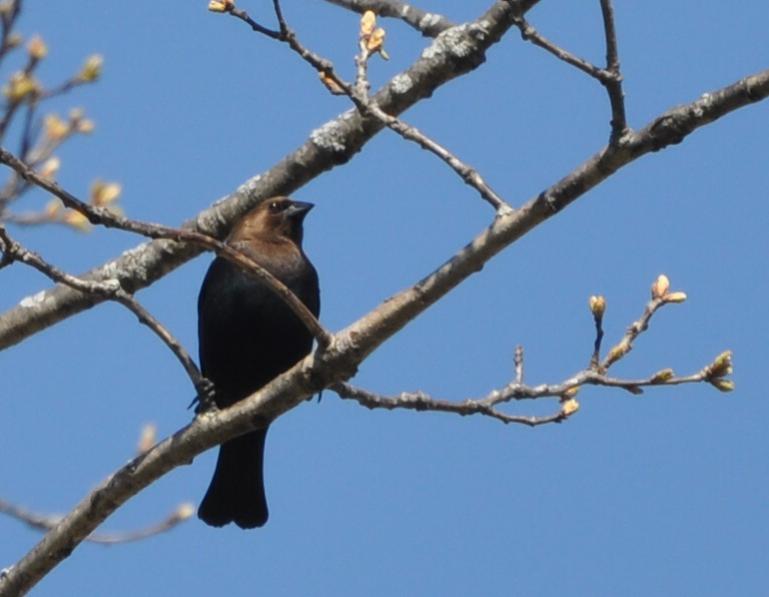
[{"xmin": 269, "ymin": 201, "xmax": 286, "ymax": 213}]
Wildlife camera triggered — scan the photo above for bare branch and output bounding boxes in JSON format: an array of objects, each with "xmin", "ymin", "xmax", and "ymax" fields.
[
  {"xmin": 218, "ymin": 3, "xmax": 281, "ymax": 39},
  {"xmin": 0, "ymin": 498, "xmax": 193, "ymax": 545},
  {"xmin": 227, "ymin": 2, "xmax": 338, "ymax": 77},
  {"xmin": 112, "ymin": 293, "xmax": 212, "ymax": 399},
  {"xmin": 511, "ymin": 13, "xmax": 609, "ymax": 82},
  {"xmin": 323, "ymin": 0, "xmax": 454, "ymax": 37},
  {"xmin": 0, "ymin": 225, "xmax": 212, "ymax": 398},
  {"xmin": 333, "ymin": 382, "xmax": 570, "ymax": 426},
  {"xmin": 357, "ymin": 101, "xmax": 511, "ymax": 211},
  {"xmin": 599, "ymin": 0, "xmax": 628, "ymax": 142},
  {"xmin": 509, "ymin": 1, "xmax": 629, "ymax": 143}
]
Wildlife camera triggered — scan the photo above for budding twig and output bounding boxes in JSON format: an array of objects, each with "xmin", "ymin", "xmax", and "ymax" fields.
[
  {"xmin": 601, "ymin": 275, "xmax": 687, "ymax": 371},
  {"xmin": 334, "ymin": 275, "xmax": 733, "ymax": 424},
  {"xmin": 588, "ymin": 295, "xmax": 606, "ymax": 368}
]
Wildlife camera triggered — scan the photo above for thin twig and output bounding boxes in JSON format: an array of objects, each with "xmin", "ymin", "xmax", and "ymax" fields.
[
  {"xmin": 0, "ymin": 498, "xmax": 193, "ymax": 545},
  {"xmin": 38, "ymin": 77, "xmax": 90, "ymax": 100},
  {"xmin": 509, "ymin": 1, "xmax": 629, "ymax": 144},
  {"xmin": 589, "ymin": 297, "xmax": 605, "ymax": 368},
  {"xmin": 0, "ymin": 0, "xmax": 21, "ymax": 66},
  {"xmin": 112, "ymin": 292, "xmax": 213, "ymax": 400},
  {"xmin": 600, "ymin": 296, "xmax": 666, "ymax": 370},
  {"xmin": 512, "ymin": 13, "xmax": 609, "ymax": 82},
  {"xmin": 514, "ymin": 345, "xmax": 524, "ymax": 384},
  {"xmin": 271, "ymin": 0, "xmax": 288, "ymax": 34},
  {"xmin": 0, "ymin": 225, "xmax": 213, "ymax": 399},
  {"xmin": 0, "ymin": 107, "xmax": 86, "ymax": 209},
  {"xmin": 0, "ymin": 147, "xmax": 332, "ymax": 348},
  {"xmin": 227, "ymin": 5, "xmax": 281, "ymax": 39},
  {"xmin": 18, "ymin": 100, "xmax": 38, "ymax": 161},
  {"xmin": 332, "ymin": 382, "xmax": 570, "ymax": 426},
  {"xmin": 599, "ymin": 0, "xmax": 628, "ymax": 142},
  {"xmin": 359, "ymin": 101, "xmax": 511, "ymax": 211},
  {"xmin": 0, "ymin": 43, "xmax": 41, "ymax": 144}
]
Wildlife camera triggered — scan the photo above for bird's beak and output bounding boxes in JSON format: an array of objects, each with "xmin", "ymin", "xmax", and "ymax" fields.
[{"xmin": 286, "ymin": 201, "xmax": 314, "ymax": 219}]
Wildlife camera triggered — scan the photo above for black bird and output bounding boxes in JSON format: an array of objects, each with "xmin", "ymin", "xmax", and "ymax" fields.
[{"xmin": 197, "ymin": 197, "xmax": 320, "ymax": 529}]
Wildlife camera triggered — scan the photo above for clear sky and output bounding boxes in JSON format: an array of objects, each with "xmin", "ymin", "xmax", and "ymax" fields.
[{"xmin": 2, "ymin": 2, "xmax": 768, "ymax": 596}]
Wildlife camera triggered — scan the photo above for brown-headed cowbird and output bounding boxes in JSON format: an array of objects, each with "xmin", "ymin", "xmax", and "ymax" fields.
[{"xmin": 197, "ymin": 197, "xmax": 319, "ymax": 529}]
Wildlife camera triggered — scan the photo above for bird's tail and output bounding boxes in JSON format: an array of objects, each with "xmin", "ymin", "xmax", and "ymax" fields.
[{"xmin": 198, "ymin": 427, "xmax": 269, "ymax": 529}]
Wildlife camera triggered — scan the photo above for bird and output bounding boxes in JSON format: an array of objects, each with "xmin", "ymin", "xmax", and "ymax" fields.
[{"xmin": 197, "ymin": 196, "xmax": 320, "ymax": 529}]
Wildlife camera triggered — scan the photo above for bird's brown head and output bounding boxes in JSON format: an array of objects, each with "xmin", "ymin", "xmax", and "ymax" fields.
[{"xmin": 228, "ymin": 197, "xmax": 314, "ymax": 248}]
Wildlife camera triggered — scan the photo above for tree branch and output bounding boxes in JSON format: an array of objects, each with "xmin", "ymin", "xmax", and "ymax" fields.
[
  {"xmin": 0, "ymin": 224, "xmax": 213, "ymax": 397},
  {"xmin": 511, "ymin": 12, "xmax": 609, "ymax": 82},
  {"xmin": 356, "ymin": 100, "xmax": 512, "ymax": 211},
  {"xmin": 599, "ymin": 0, "xmax": 628, "ymax": 142},
  {"xmin": 332, "ymin": 382, "xmax": 572, "ymax": 426},
  {"xmin": 509, "ymin": 1, "xmax": 629, "ymax": 143},
  {"xmin": 0, "ymin": 498, "xmax": 193, "ymax": 545}
]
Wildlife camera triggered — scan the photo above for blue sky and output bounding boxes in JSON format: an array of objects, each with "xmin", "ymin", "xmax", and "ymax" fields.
[{"xmin": 2, "ymin": 1, "xmax": 768, "ymax": 595}]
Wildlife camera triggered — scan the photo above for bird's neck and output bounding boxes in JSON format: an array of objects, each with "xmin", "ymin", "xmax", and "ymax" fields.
[{"xmin": 228, "ymin": 236, "xmax": 307, "ymax": 275}]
